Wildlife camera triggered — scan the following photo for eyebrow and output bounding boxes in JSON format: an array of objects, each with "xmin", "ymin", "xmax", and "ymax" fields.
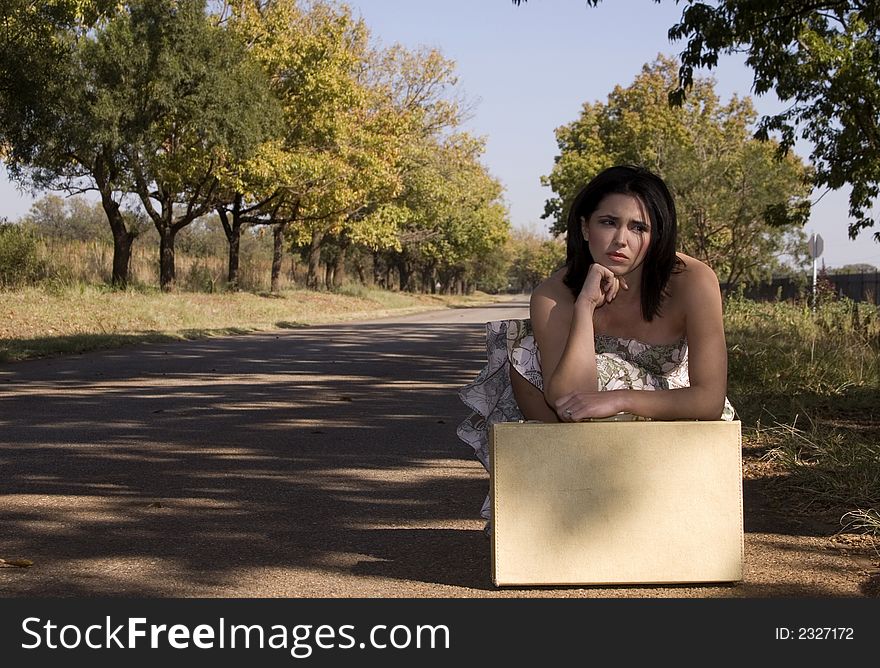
[{"xmin": 596, "ymin": 213, "xmax": 650, "ymax": 227}]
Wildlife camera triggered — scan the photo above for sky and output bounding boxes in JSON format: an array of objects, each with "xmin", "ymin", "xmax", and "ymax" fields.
[{"xmin": 2, "ymin": 0, "xmax": 879, "ymax": 269}]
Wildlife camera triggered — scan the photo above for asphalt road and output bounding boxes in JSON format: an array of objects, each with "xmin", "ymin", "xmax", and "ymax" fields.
[{"xmin": 0, "ymin": 298, "xmax": 874, "ymax": 597}]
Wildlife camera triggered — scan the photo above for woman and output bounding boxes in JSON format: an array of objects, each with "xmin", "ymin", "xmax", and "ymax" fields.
[{"xmin": 457, "ymin": 165, "xmax": 734, "ymax": 520}]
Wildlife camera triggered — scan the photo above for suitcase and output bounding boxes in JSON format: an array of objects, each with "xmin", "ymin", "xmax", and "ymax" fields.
[{"xmin": 489, "ymin": 420, "xmax": 743, "ymax": 586}]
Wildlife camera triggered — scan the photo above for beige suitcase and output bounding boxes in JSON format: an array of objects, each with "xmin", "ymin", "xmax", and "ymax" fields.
[{"xmin": 489, "ymin": 420, "xmax": 743, "ymax": 586}]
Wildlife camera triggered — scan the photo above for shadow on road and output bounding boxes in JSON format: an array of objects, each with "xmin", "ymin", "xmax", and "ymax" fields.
[{"xmin": 0, "ymin": 322, "xmax": 498, "ymax": 595}]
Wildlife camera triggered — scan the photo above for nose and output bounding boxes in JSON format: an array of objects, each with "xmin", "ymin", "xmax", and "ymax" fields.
[{"xmin": 613, "ymin": 225, "xmax": 627, "ymax": 246}]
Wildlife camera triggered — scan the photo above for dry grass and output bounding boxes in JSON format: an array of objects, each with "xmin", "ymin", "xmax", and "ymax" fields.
[
  {"xmin": 37, "ymin": 237, "xmax": 285, "ymax": 292},
  {"xmin": 725, "ymin": 295, "xmax": 880, "ymax": 535},
  {"xmin": 1, "ymin": 283, "xmax": 502, "ymax": 362}
]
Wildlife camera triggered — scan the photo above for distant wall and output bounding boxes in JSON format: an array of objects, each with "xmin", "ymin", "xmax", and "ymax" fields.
[{"xmin": 723, "ymin": 272, "xmax": 880, "ymax": 303}]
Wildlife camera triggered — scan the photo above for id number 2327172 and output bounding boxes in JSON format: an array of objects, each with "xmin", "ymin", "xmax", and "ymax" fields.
[{"xmin": 775, "ymin": 627, "xmax": 853, "ymax": 640}]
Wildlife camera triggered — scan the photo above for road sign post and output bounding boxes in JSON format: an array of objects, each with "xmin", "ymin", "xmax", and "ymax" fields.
[{"xmin": 808, "ymin": 233, "xmax": 824, "ymax": 308}]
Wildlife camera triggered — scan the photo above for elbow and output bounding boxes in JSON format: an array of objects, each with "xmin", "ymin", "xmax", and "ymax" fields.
[
  {"xmin": 543, "ymin": 388, "xmax": 562, "ymax": 414},
  {"xmin": 543, "ymin": 377, "xmax": 570, "ymax": 410},
  {"xmin": 696, "ymin": 394, "xmax": 726, "ymax": 421}
]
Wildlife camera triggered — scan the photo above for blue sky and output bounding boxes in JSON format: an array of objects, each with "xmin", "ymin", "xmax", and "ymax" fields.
[{"xmin": 2, "ymin": 0, "xmax": 878, "ymax": 269}]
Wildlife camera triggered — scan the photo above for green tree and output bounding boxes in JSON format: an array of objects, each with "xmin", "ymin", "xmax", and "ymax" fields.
[
  {"xmin": 832, "ymin": 263, "xmax": 878, "ymax": 274},
  {"xmin": 514, "ymin": 0, "xmax": 880, "ymax": 242},
  {"xmin": 351, "ymin": 43, "xmax": 507, "ymax": 294},
  {"xmin": 381, "ymin": 131, "xmax": 509, "ymax": 294},
  {"xmin": 543, "ymin": 56, "xmax": 812, "ymax": 287},
  {"xmin": 0, "ymin": 221, "xmax": 44, "ymax": 287},
  {"xmin": 225, "ymin": 0, "xmax": 400, "ymax": 291},
  {"xmin": 220, "ymin": 0, "xmax": 350, "ymax": 290},
  {"xmin": 277, "ymin": 39, "xmax": 476, "ymax": 292},
  {"xmin": 24, "ymin": 194, "xmax": 117, "ymax": 242},
  {"xmin": 508, "ymin": 228, "xmax": 566, "ymax": 292},
  {"xmin": 103, "ymin": 0, "xmax": 277, "ymax": 290},
  {"xmin": 329, "ymin": 44, "xmax": 466, "ymax": 291},
  {"xmin": 0, "ymin": 0, "xmax": 142, "ymax": 285}
]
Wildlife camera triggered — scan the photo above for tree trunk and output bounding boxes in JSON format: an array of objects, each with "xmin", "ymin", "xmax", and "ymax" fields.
[
  {"xmin": 307, "ymin": 229, "xmax": 324, "ymax": 289},
  {"xmin": 355, "ymin": 257, "xmax": 367, "ymax": 285},
  {"xmin": 218, "ymin": 195, "xmax": 244, "ymax": 290},
  {"xmin": 372, "ymin": 252, "xmax": 383, "ymax": 287},
  {"xmin": 110, "ymin": 226, "xmax": 136, "ymax": 287},
  {"xmin": 397, "ymin": 258, "xmax": 411, "ymax": 292},
  {"xmin": 97, "ymin": 173, "xmax": 135, "ymax": 287},
  {"xmin": 271, "ymin": 221, "xmax": 287, "ymax": 293},
  {"xmin": 288, "ymin": 255, "xmax": 298, "ymax": 285},
  {"xmin": 228, "ymin": 226, "xmax": 241, "ymax": 289},
  {"xmin": 159, "ymin": 227, "xmax": 176, "ymax": 291},
  {"xmin": 421, "ymin": 265, "xmax": 436, "ymax": 293},
  {"xmin": 331, "ymin": 245, "xmax": 347, "ymax": 288}
]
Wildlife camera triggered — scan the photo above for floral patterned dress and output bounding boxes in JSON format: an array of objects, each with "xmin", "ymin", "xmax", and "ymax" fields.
[{"xmin": 456, "ymin": 318, "xmax": 736, "ymax": 519}]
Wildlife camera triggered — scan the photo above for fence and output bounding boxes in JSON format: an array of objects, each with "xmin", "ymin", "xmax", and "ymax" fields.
[{"xmin": 724, "ymin": 272, "xmax": 879, "ymax": 304}]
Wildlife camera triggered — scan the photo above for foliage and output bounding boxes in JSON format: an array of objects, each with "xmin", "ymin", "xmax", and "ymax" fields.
[
  {"xmin": 387, "ymin": 131, "xmax": 509, "ymax": 292},
  {"xmin": 832, "ymin": 263, "xmax": 878, "ymax": 274},
  {"xmin": 22, "ymin": 194, "xmax": 141, "ymax": 243},
  {"xmin": 0, "ymin": 2, "xmax": 165, "ymax": 285},
  {"xmin": 224, "ymin": 0, "xmax": 412, "ymax": 290},
  {"xmin": 471, "ymin": 242, "xmax": 511, "ymax": 293},
  {"xmin": 0, "ymin": 1, "xmax": 117, "ymax": 169},
  {"xmin": 94, "ymin": 0, "xmax": 279, "ymax": 289},
  {"xmin": 346, "ymin": 43, "xmax": 469, "ymax": 252},
  {"xmin": 543, "ymin": 56, "xmax": 812, "ymax": 286},
  {"xmin": 667, "ymin": 0, "xmax": 880, "ymax": 242},
  {"xmin": 514, "ymin": 0, "xmax": 880, "ymax": 242},
  {"xmin": 223, "ymin": 0, "xmax": 373, "ymax": 220},
  {"xmin": 2, "ymin": 1, "xmax": 510, "ymax": 292},
  {"xmin": 507, "ymin": 228, "xmax": 566, "ymax": 292},
  {"xmin": 0, "ymin": 222, "xmax": 44, "ymax": 287}
]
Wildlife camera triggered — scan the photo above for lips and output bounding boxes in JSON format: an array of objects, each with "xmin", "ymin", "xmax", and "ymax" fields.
[{"xmin": 607, "ymin": 252, "xmax": 628, "ymax": 262}]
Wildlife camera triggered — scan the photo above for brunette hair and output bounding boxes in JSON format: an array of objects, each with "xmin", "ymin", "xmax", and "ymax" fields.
[{"xmin": 563, "ymin": 164, "xmax": 681, "ymax": 321}]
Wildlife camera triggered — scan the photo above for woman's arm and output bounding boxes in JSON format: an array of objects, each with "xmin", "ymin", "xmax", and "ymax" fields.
[
  {"xmin": 531, "ymin": 265, "xmax": 625, "ymax": 410},
  {"xmin": 555, "ymin": 261, "xmax": 728, "ymax": 421}
]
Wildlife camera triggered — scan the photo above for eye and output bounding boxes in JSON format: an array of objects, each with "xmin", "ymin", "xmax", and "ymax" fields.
[{"xmin": 632, "ymin": 223, "xmax": 649, "ymax": 234}]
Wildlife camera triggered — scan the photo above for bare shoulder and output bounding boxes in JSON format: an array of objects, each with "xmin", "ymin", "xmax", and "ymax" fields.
[
  {"xmin": 530, "ymin": 266, "xmax": 573, "ymax": 311},
  {"xmin": 669, "ymin": 253, "xmax": 721, "ymax": 305}
]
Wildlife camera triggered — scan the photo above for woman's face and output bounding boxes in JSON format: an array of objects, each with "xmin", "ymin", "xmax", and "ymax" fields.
[{"xmin": 582, "ymin": 193, "xmax": 652, "ymax": 277}]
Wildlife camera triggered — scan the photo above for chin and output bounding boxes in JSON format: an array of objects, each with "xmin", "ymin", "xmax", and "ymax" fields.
[{"xmin": 597, "ymin": 261, "xmax": 630, "ymax": 275}]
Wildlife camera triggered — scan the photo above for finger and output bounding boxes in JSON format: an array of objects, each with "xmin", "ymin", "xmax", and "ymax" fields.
[
  {"xmin": 594, "ymin": 264, "xmax": 614, "ymax": 280},
  {"xmin": 555, "ymin": 398, "xmax": 576, "ymax": 422},
  {"xmin": 600, "ymin": 273, "xmax": 616, "ymax": 293},
  {"xmin": 619, "ymin": 276, "xmax": 629, "ymax": 291},
  {"xmin": 554, "ymin": 392, "xmax": 575, "ymax": 407},
  {"xmin": 608, "ymin": 277, "xmax": 620, "ymax": 302},
  {"xmin": 603, "ymin": 277, "xmax": 617, "ymax": 303}
]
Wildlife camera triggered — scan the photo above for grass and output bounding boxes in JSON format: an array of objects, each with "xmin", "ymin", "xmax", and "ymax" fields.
[
  {"xmin": 0, "ymin": 282, "xmax": 505, "ymax": 362},
  {"xmin": 724, "ymin": 294, "xmax": 880, "ymax": 535}
]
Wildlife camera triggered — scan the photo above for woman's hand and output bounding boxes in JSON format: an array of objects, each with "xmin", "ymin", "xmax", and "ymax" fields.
[
  {"xmin": 576, "ymin": 263, "xmax": 628, "ymax": 310},
  {"xmin": 555, "ymin": 390, "xmax": 626, "ymax": 422}
]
